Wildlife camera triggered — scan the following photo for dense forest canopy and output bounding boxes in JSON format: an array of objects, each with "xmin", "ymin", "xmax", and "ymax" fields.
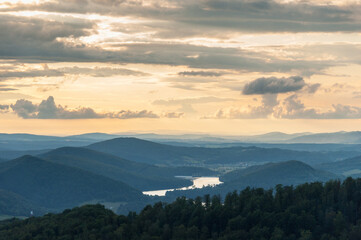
[{"xmin": 2, "ymin": 178, "xmax": 361, "ymax": 240}]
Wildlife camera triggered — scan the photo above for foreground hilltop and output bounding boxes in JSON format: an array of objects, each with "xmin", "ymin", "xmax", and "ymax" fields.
[{"xmin": 1, "ymin": 178, "xmax": 361, "ymax": 239}]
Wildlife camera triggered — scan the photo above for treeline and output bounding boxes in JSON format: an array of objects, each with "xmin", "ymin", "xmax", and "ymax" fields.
[{"xmin": 2, "ymin": 178, "xmax": 361, "ymax": 239}]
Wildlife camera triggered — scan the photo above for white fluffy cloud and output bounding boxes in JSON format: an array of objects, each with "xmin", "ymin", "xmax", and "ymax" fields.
[
  {"xmin": 211, "ymin": 94, "xmax": 361, "ymax": 119},
  {"xmin": 9, "ymin": 96, "xmax": 181, "ymax": 119},
  {"xmin": 214, "ymin": 94, "xmax": 278, "ymax": 119}
]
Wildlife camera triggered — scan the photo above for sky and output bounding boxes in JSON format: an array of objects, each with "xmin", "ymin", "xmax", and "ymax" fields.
[{"xmin": 1, "ymin": 0, "xmax": 361, "ymax": 135}]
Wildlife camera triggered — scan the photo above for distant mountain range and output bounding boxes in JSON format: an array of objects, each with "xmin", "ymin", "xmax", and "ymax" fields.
[
  {"xmin": 116, "ymin": 131, "xmax": 361, "ymax": 144},
  {"xmin": 2, "ymin": 131, "xmax": 361, "ymax": 152},
  {"xmin": 87, "ymin": 137, "xmax": 358, "ymax": 166},
  {"xmin": 0, "ymin": 133, "xmax": 119, "ymax": 151}
]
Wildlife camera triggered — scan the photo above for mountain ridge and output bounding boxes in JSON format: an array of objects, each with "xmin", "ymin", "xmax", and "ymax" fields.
[{"xmin": 0, "ymin": 155, "xmax": 144, "ymax": 209}]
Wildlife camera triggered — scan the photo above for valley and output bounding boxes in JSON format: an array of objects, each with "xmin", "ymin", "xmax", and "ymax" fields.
[{"xmin": 1, "ymin": 131, "xmax": 361, "ymax": 219}]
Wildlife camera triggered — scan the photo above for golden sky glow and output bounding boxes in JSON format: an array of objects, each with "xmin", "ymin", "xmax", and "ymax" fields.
[{"xmin": 1, "ymin": 0, "xmax": 361, "ymax": 135}]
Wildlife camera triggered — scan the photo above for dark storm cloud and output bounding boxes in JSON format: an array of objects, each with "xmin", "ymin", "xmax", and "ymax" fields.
[
  {"xmin": 9, "ymin": 96, "xmax": 180, "ymax": 119},
  {"xmin": 242, "ymin": 76, "xmax": 305, "ymax": 95}
]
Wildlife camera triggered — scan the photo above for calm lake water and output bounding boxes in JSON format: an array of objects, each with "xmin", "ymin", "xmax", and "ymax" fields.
[{"xmin": 143, "ymin": 177, "xmax": 222, "ymax": 196}]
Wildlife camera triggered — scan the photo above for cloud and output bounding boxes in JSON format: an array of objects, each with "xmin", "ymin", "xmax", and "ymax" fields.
[
  {"xmin": 109, "ymin": 43, "xmax": 334, "ymax": 74},
  {"xmin": 162, "ymin": 112, "xmax": 184, "ymax": 118},
  {"xmin": 0, "ymin": 88, "xmax": 17, "ymax": 91},
  {"xmin": 178, "ymin": 71, "xmax": 225, "ymax": 77},
  {"xmin": 0, "ymin": 104, "xmax": 9, "ymax": 113},
  {"xmin": 0, "ymin": 14, "xmax": 98, "ymax": 63},
  {"xmin": 275, "ymin": 95, "xmax": 361, "ymax": 119},
  {"xmin": 107, "ymin": 110, "xmax": 159, "ymax": 119},
  {"xmin": 153, "ymin": 96, "xmax": 234, "ymax": 113},
  {"xmin": 209, "ymin": 93, "xmax": 361, "ymax": 119},
  {"xmin": 10, "ymin": 99, "xmax": 38, "ymax": 118},
  {"xmin": 169, "ymin": 84, "xmax": 200, "ymax": 91},
  {"xmin": 4, "ymin": 0, "xmax": 361, "ymax": 33},
  {"xmin": 1, "ymin": 2, "xmax": 361, "ymax": 79},
  {"xmin": 10, "ymin": 97, "xmax": 99, "ymax": 119},
  {"xmin": 0, "ymin": 14, "xmax": 336, "ymax": 75},
  {"xmin": 285, "ymin": 43, "xmax": 361, "ymax": 66},
  {"xmin": 214, "ymin": 94, "xmax": 278, "ymax": 119},
  {"xmin": 0, "ymin": 92, "xmax": 35, "ymax": 101},
  {"xmin": 242, "ymin": 76, "xmax": 305, "ymax": 95},
  {"xmin": 8, "ymin": 96, "xmax": 177, "ymax": 119},
  {"xmin": 0, "ymin": 66, "xmax": 149, "ymax": 80},
  {"xmin": 304, "ymin": 83, "xmax": 321, "ymax": 94}
]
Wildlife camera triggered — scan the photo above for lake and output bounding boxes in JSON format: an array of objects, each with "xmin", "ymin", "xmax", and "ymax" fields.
[{"xmin": 143, "ymin": 176, "xmax": 222, "ymax": 196}]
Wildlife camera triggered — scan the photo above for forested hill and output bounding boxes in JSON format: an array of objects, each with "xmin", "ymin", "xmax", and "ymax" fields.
[
  {"xmin": 0, "ymin": 155, "xmax": 144, "ymax": 209},
  {"xmin": 2, "ymin": 178, "xmax": 361, "ymax": 240},
  {"xmin": 87, "ymin": 137, "xmax": 356, "ymax": 165}
]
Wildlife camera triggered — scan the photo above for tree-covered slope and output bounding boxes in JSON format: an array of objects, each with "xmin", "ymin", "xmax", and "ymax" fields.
[
  {"xmin": 167, "ymin": 161, "xmax": 339, "ymax": 199},
  {"xmin": 0, "ymin": 189, "xmax": 47, "ymax": 217},
  {"xmin": 318, "ymin": 155, "xmax": 361, "ymax": 177},
  {"xmin": 221, "ymin": 160, "xmax": 338, "ymax": 187},
  {"xmin": 0, "ymin": 155, "xmax": 144, "ymax": 209},
  {"xmin": 40, "ymin": 147, "xmax": 194, "ymax": 190},
  {"xmin": 2, "ymin": 178, "xmax": 361, "ymax": 240}
]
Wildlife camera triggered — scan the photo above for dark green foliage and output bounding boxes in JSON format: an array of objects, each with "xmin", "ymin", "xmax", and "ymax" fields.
[
  {"xmin": 0, "ymin": 204, "xmax": 119, "ymax": 240},
  {"xmin": 3, "ymin": 178, "xmax": 361, "ymax": 239},
  {"xmin": 0, "ymin": 189, "xmax": 47, "ymax": 217},
  {"xmin": 0, "ymin": 155, "xmax": 144, "ymax": 209}
]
